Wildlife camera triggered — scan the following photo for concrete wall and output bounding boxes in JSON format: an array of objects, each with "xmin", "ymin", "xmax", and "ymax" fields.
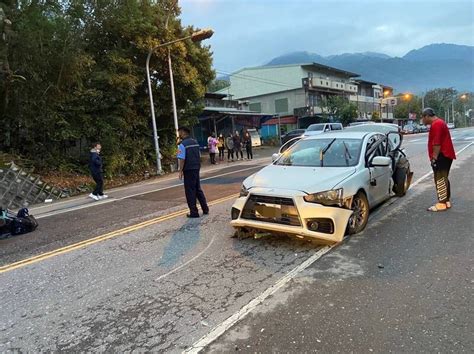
[{"xmin": 244, "ymin": 89, "xmax": 306, "ymax": 116}]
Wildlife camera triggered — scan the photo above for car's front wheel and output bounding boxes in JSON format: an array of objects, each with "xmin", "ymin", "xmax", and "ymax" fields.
[{"xmin": 347, "ymin": 192, "xmax": 369, "ymax": 235}]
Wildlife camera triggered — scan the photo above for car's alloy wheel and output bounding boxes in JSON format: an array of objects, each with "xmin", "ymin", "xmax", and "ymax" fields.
[{"xmin": 347, "ymin": 192, "xmax": 369, "ymax": 235}]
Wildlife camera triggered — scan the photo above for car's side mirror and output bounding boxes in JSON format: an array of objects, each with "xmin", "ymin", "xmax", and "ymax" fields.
[
  {"xmin": 371, "ymin": 156, "xmax": 391, "ymax": 167},
  {"xmin": 272, "ymin": 153, "xmax": 281, "ymax": 162},
  {"xmin": 325, "ymin": 128, "xmax": 330, "ymax": 132}
]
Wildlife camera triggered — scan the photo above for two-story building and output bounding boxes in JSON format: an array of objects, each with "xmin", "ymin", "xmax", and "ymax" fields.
[
  {"xmin": 217, "ymin": 63, "xmax": 360, "ymax": 137},
  {"xmin": 350, "ymin": 80, "xmax": 395, "ymax": 120},
  {"xmin": 216, "ymin": 63, "xmax": 398, "ymax": 139}
]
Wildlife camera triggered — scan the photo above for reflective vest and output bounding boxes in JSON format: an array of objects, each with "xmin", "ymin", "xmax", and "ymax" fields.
[{"xmin": 182, "ymin": 137, "xmax": 201, "ymax": 170}]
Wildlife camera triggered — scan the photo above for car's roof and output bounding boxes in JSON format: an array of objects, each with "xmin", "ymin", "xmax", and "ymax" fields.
[
  {"xmin": 304, "ymin": 131, "xmax": 369, "ymax": 140},
  {"xmin": 344, "ymin": 123, "xmax": 399, "ymax": 134}
]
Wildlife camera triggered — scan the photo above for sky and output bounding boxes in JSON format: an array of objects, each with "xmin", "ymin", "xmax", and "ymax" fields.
[{"xmin": 179, "ymin": 0, "xmax": 474, "ymax": 74}]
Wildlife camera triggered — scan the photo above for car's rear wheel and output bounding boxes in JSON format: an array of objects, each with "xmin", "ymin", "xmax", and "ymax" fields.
[{"xmin": 347, "ymin": 192, "xmax": 369, "ymax": 235}]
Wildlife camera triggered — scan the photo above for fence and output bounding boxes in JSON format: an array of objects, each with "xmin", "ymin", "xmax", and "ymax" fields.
[{"xmin": 0, "ymin": 162, "xmax": 64, "ymax": 209}]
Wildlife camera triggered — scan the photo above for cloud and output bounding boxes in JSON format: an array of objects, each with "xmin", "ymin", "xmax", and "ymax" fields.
[{"xmin": 179, "ymin": 0, "xmax": 474, "ymax": 72}]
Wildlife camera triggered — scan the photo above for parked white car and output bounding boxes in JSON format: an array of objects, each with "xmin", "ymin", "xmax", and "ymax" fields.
[
  {"xmin": 230, "ymin": 129, "xmax": 412, "ymax": 243},
  {"xmin": 304, "ymin": 123, "xmax": 343, "ymax": 137}
]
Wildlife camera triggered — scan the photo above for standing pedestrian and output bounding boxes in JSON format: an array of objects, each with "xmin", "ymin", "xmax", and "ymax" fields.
[
  {"xmin": 243, "ymin": 130, "xmax": 253, "ymax": 160},
  {"xmin": 233, "ymin": 131, "xmax": 244, "ymax": 160},
  {"xmin": 217, "ymin": 133, "xmax": 225, "ymax": 162},
  {"xmin": 88, "ymin": 142, "xmax": 108, "ymax": 201},
  {"xmin": 207, "ymin": 133, "xmax": 218, "ymax": 164},
  {"xmin": 421, "ymin": 108, "xmax": 456, "ymax": 212},
  {"xmin": 226, "ymin": 133, "xmax": 235, "ymax": 162},
  {"xmin": 177, "ymin": 127, "xmax": 209, "ymax": 218}
]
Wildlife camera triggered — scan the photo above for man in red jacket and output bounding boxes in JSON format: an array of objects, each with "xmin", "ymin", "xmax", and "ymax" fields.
[{"xmin": 421, "ymin": 108, "xmax": 456, "ymax": 212}]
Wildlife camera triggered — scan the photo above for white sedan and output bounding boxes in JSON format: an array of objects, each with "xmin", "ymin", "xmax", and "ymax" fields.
[{"xmin": 230, "ymin": 130, "xmax": 411, "ymax": 243}]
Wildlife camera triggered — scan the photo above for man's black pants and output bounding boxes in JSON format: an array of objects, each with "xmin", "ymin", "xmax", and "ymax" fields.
[
  {"xmin": 92, "ymin": 173, "xmax": 104, "ymax": 196},
  {"xmin": 432, "ymin": 153, "xmax": 453, "ymax": 203},
  {"xmin": 183, "ymin": 169, "xmax": 209, "ymax": 216}
]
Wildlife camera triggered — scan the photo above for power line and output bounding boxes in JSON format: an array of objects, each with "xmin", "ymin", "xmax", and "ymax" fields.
[{"xmin": 215, "ymin": 69, "xmax": 299, "ymax": 90}]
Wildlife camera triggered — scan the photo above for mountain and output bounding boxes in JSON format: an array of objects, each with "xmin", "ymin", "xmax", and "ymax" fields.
[
  {"xmin": 403, "ymin": 43, "xmax": 474, "ymax": 62},
  {"xmin": 264, "ymin": 44, "xmax": 474, "ymax": 93}
]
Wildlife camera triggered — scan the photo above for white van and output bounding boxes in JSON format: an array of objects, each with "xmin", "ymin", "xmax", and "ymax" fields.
[
  {"xmin": 247, "ymin": 129, "xmax": 262, "ymax": 147},
  {"xmin": 304, "ymin": 123, "xmax": 343, "ymax": 136}
]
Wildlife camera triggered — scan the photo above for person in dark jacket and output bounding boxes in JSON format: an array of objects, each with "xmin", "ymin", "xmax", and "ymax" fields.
[
  {"xmin": 177, "ymin": 127, "xmax": 209, "ymax": 218},
  {"xmin": 89, "ymin": 142, "xmax": 107, "ymax": 201},
  {"xmin": 233, "ymin": 131, "xmax": 244, "ymax": 160},
  {"xmin": 243, "ymin": 130, "xmax": 253, "ymax": 160}
]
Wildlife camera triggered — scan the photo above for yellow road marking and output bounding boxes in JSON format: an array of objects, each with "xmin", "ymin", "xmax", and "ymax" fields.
[{"xmin": 0, "ymin": 193, "xmax": 240, "ymax": 274}]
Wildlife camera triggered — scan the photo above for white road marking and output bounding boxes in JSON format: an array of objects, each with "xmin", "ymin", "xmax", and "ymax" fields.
[
  {"xmin": 31, "ymin": 157, "xmax": 271, "ymax": 211},
  {"xmin": 185, "ymin": 141, "xmax": 474, "ymax": 353},
  {"xmin": 464, "ymin": 136, "xmax": 474, "ymax": 140},
  {"xmin": 184, "ymin": 245, "xmax": 334, "ymax": 354},
  {"xmin": 35, "ymin": 164, "xmax": 267, "ymax": 219}
]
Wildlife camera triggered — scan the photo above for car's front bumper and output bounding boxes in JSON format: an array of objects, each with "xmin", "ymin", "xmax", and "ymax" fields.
[{"xmin": 230, "ymin": 188, "xmax": 353, "ymax": 243}]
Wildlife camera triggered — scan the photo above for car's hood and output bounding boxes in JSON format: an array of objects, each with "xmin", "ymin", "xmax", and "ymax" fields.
[{"xmin": 245, "ymin": 165, "xmax": 357, "ymax": 194}]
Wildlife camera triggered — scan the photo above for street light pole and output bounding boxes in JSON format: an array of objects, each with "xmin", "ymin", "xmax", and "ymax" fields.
[
  {"xmin": 146, "ymin": 51, "xmax": 163, "ymax": 175},
  {"xmin": 145, "ymin": 28, "xmax": 214, "ymax": 175},
  {"xmin": 165, "ymin": 1, "xmax": 180, "ymax": 139}
]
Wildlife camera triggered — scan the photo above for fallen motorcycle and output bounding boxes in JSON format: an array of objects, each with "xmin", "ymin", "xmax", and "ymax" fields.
[{"xmin": 0, "ymin": 207, "xmax": 38, "ymax": 239}]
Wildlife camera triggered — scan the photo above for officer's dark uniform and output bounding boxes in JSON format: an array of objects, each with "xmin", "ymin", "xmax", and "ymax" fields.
[{"xmin": 178, "ymin": 137, "xmax": 209, "ymax": 217}]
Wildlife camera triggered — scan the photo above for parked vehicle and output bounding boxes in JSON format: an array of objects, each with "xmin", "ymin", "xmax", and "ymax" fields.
[
  {"xmin": 447, "ymin": 123, "xmax": 455, "ymax": 129},
  {"xmin": 418, "ymin": 124, "xmax": 429, "ymax": 133},
  {"xmin": 231, "ymin": 127, "xmax": 412, "ymax": 243},
  {"xmin": 402, "ymin": 125, "xmax": 415, "ymax": 134},
  {"xmin": 304, "ymin": 123, "xmax": 343, "ymax": 137},
  {"xmin": 247, "ymin": 129, "xmax": 262, "ymax": 147},
  {"xmin": 281, "ymin": 129, "xmax": 306, "ymax": 144}
]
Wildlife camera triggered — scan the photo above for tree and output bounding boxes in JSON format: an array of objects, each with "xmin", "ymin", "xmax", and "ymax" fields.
[
  {"xmin": 0, "ymin": 0, "xmax": 214, "ymax": 175},
  {"xmin": 208, "ymin": 79, "xmax": 230, "ymax": 93},
  {"xmin": 394, "ymin": 95, "xmax": 422, "ymax": 120},
  {"xmin": 323, "ymin": 96, "xmax": 357, "ymax": 125}
]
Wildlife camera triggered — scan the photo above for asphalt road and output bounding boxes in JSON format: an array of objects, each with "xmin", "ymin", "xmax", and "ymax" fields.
[{"xmin": 0, "ymin": 128, "xmax": 473, "ymax": 352}]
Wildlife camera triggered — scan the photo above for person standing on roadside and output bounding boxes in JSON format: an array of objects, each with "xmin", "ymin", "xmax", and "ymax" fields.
[
  {"xmin": 233, "ymin": 131, "xmax": 244, "ymax": 160},
  {"xmin": 177, "ymin": 127, "xmax": 209, "ymax": 218},
  {"xmin": 243, "ymin": 130, "xmax": 253, "ymax": 160},
  {"xmin": 88, "ymin": 142, "xmax": 108, "ymax": 201},
  {"xmin": 217, "ymin": 133, "xmax": 225, "ymax": 162},
  {"xmin": 226, "ymin": 133, "xmax": 235, "ymax": 162},
  {"xmin": 421, "ymin": 108, "xmax": 456, "ymax": 212},
  {"xmin": 207, "ymin": 133, "xmax": 218, "ymax": 165}
]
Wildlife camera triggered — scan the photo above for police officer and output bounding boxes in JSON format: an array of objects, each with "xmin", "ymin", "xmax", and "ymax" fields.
[{"xmin": 177, "ymin": 127, "xmax": 209, "ymax": 218}]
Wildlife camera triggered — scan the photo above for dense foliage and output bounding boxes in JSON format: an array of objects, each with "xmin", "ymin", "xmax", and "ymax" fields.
[{"xmin": 0, "ymin": 0, "xmax": 214, "ymax": 175}]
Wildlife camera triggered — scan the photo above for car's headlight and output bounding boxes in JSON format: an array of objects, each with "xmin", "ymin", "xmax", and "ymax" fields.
[
  {"xmin": 304, "ymin": 188, "xmax": 343, "ymax": 206},
  {"xmin": 240, "ymin": 184, "xmax": 250, "ymax": 197}
]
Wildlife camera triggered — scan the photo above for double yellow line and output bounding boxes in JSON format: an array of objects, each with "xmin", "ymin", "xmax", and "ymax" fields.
[{"xmin": 0, "ymin": 193, "xmax": 239, "ymax": 274}]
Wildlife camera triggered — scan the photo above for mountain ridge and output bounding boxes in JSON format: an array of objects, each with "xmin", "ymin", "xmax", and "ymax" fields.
[{"xmin": 263, "ymin": 44, "xmax": 474, "ymax": 93}]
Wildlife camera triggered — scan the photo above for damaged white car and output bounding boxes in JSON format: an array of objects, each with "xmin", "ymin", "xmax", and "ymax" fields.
[{"xmin": 230, "ymin": 129, "xmax": 412, "ymax": 243}]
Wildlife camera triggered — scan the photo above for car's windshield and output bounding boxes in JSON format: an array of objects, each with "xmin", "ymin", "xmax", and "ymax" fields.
[
  {"xmin": 306, "ymin": 124, "xmax": 325, "ymax": 132},
  {"xmin": 275, "ymin": 138, "xmax": 362, "ymax": 167}
]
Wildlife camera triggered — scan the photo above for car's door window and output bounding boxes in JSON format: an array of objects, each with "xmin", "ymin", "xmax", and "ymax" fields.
[
  {"xmin": 331, "ymin": 124, "xmax": 342, "ymax": 131},
  {"xmin": 279, "ymin": 137, "xmax": 302, "ymax": 154},
  {"xmin": 365, "ymin": 135, "xmax": 386, "ymax": 165}
]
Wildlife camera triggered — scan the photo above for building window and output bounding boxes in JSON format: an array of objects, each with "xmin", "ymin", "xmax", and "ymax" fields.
[
  {"xmin": 275, "ymin": 98, "xmax": 289, "ymax": 114},
  {"xmin": 249, "ymin": 102, "xmax": 261, "ymax": 112}
]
